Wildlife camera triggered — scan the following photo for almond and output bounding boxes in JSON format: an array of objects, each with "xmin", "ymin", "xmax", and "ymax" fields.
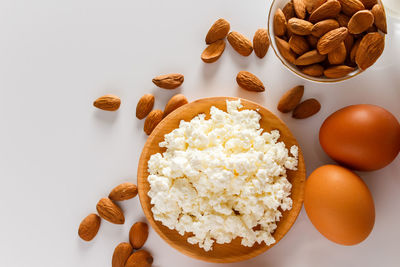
[
  {"xmin": 306, "ymin": 0, "xmax": 327, "ymax": 13},
  {"xmin": 307, "ymin": 35, "xmax": 319, "ymax": 48},
  {"xmin": 289, "ymin": 35, "xmax": 310, "ymax": 55},
  {"xmin": 136, "ymin": 94, "xmax": 155, "ymax": 120},
  {"xmin": 109, "ymin": 182, "xmax": 138, "ymax": 201},
  {"xmin": 311, "ymin": 19, "xmax": 339, "ymax": 37},
  {"xmin": 125, "ymin": 250, "xmax": 153, "ymax": 267},
  {"xmin": 355, "ymin": 32, "xmax": 385, "ymax": 70},
  {"xmin": 339, "ymin": 0, "xmax": 365, "ymax": 16},
  {"xmin": 293, "ymin": 0, "xmax": 307, "ymax": 19},
  {"xmin": 328, "ymin": 42, "xmax": 347, "ymax": 64},
  {"xmin": 360, "ymin": 0, "xmax": 377, "ymax": 9},
  {"xmin": 309, "ymin": 0, "xmax": 341, "ymax": 23},
  {"xmin": 337, "ymin": 14, "xmax": 350, "ymax": 27},
  {"xmin": 324, "ymin": 65, "xmax": 355, "ymax": 78},
  {"xmin": 301, "ymin": 64, "xmax": 324, "ymax": 77},
  {"xmin": 288, "ymin": 18, "xmax": 313, "ymax": 36},
  {"xmin": 164, "ymin": 94, "xmax": 188, "ymax": 117},
  {"xmin": 78, "ymin": 213, "xmax": 101, "ymax": 241},
  {"xmin": 152, "ymin": 74, "xmax": 184, "ymax": 89},
  {"xmin": 201, "ymin": 40, "xmax": 226, "ymax": 63},
  {"xmin": 348, "ymin": 10, "xmax": 374, "ymax": 34},
  {"xmin": 93, "ymin": 95, "xmax": 121, "ymax": 111},
  {"xmin": 343, "ymin": 34, "xmax": 354, "ymax": 55},
  {"xmin": 236, "ymin": 71, "xmax": 265, "ymax": 92},
  {"xmin": 96, "ymin": 198, "xmax": 125, "ymax": 224},
  {"xmin": 283, "ymin": 1, "xmax": 295, "ymax": 20},
  {"xmin": 371, "ymin": 4, "xmax": 387, "ymax": 34},
  {"xmin": 205, "ymin": 18, "xmax": 230, "ymax": 44},
  {"xmin": 129, "ymin": 222, "xmax": 149, "ymax": 249},
  {"xmin": 317, "ymin": 27, "xmax": 348, "ymax": 54},
  {"xmin": 350, "ymin": 38, "xmax": 361, "ymax": 62},
  {"xmin": 253, "ymin": 29, "xmax": 270, "ymax": 58},
  {"xmin": 277, "ymin": 85, "xmax": 305, "ymax": 113},
  {"xmin": 227, "ymin": 31, "xmax": 253, "ymax": 56},
  {"xmin": 112, "ymin": 243, "xmax": 133, "ymax": 267},
  {"xmin": 366, "ymin": 24, "xmax": 378, "ymax": 33},
  {"xmin": 275, "ymin": 37, "xmax": 297, "ymax": 64},
  {"xmin": 274, "ymin": 9, "xmax": 287, "ymax": 36},
  {"xmin": 144, "ymin": 109, "xmax": 163, "ymax": 135},
  {"xmin": 292, "ymin": 98, "xmax": 321, "ymax": 119},
  {"xmin": 295, "ymin": 49, "xmax": 327, "ymax": 65}
]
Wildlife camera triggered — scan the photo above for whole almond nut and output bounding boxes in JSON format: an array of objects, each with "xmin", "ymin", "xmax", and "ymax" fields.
[
  {"xmin": 136, "ymin": 94, "xmax": 155, "ymax": 120},
  {"xmin": 324, "ymin": 65, "xmax": 355, "ymax": 78},
  {"xmin": 129, "ymin": 222, "xmax": 149, "ymax": 249},
  {"xmin": 293, "ymin": 0, "xmax": 307, "ymax": 19},
  {"xmin": 125, "ymin": 250, "xmax": 153, "ymax": 267},
  {"xmin": 361, "ymin": 0, "xmax": 377, "ymax": 9},
  {"xmin": 236, "ymin": 71, "xmax": 265, "ymax": 92},
  {"xmin": 311, "ymin": 19, "xmax": 339, "ymax": 37},
  {"xmin": 289, "ymin": 35, "xmax": 310, "ymax": 55},
  {"xmin": 328, "ymin": 42, "xmax": 347, "ymax": 64},
  {"xmin": 295, "ymin": 50, "xmax": 327, "ymax": 65},
  {"xmin": 293, "ymin": 98, "xmax": 321, "ymax": 119},
  {"xmin": 283, "ymin": 1, "xmax": 295, "ymax": 20},
  {"xmin": 343, "ymin": 34, "xmax": 354, "ymax": 55},
  {"xmin": 144, "ymin": 109, "xmax": 163, "ymax": 135},
  {"xmin": 371, "ymin": 4, "xmax": 387, "ymax": 34},
  {"xmin": 306, "ymin": 0, "xmax": 327, "ymax": 13},
  {"xmin": 227, "ymin": 32, "xmax": 253, "ymax": 56},
  {"xmin": 309, "ymin": 0, "xmax": 342, "ymax": 23},
  {"xmin": 339, "ymin": 0, "xmax": 365, "ymax": 16},
  {"xmin": 337, "ymin": 14, "xmax": 350, "ymax": 27},
  {"xmin": 78, "ymin": 213, "xmax": 101, "ymax": 241},
  {"xmin": 348, "ymin": 10, "xmax": 375, "ymax": 34},
  {"xmin": 152, "ymin": 74, "xmax": 184, "ymax": 89},
  {"xmin": 93, "ymin": 95, "xmax": 121, "ymax": 111},
  {"xmin": 112, "ymin": 242, "xmax": 133, "ymax": 267},
  {"xmin": 274, "ymin": 9, "xmax": 287, "ymax": 36},
  {"xmin": 253, "ymin": 29, "xmax": 270, "ymax": 58},
  {"xmin": 96, "ymin": 198, "xmax": 125, "ymax": 224},
  {"xmin": 288, "ymin": 18, "xmax": 313, "ymax": 36},
  {"xmin": 301, "ymin": 64, "xmax": 324, "ymax": 77},
  {"xmin": 164, "ymin": 94, "xmax": 188, "ymax": 117},
  {"xmin": 317, "ymin": 27, "xmax": 349, "ymax": 54},
  {"xmin": 355, "ymin": 32, "xmax": 385, "ymax": 70},
  {"xmin": 201, "ymin": 40, "xmax": 226, "ymax": 63},
  {"xmin": 307, "ymin": 35, "xmax": 319, "ymax": 48},
  {"xmin": 275, "ymin": 37, "xmax": 297, "ymax": 64},
  {"xmin": 109, "ymin": 182, "xmax": 138, "ymax": 201},
  {"xmin": 350, "ymin": 38, "xmax": 362, "ymax": 62},
  {"xmin": 277, "ymin": 85, "xmax": 304, "ymax": 113},
  {"xmin": 205, "ymin": 18, "xmax": 230, "ymax": 44}
]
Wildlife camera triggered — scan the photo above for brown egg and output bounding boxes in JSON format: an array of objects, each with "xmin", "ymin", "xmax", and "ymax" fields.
[
  {"xmin": 319, "ymin": 104, "xmax": 400, "ymax": 171},
  {"xmin": 304, "ymin": 165, "xmax": 375, "ymax": 245}
]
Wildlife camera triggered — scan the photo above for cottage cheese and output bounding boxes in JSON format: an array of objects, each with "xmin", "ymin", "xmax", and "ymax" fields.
[{"xmin": 147, "ymin": 100, "xmax": 298, "ymax": 251}]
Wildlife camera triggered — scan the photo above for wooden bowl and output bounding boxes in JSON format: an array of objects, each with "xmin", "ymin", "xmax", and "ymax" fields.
[{"xmin": 137, "ymin": 97, "xmax": 306, "ymax": 263}]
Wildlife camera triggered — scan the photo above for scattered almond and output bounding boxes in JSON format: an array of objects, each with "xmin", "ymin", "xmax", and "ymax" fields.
[
  {"xmin": 328, "ymin": 42, "xmax": 347, "ymax": 64},
  {"xmin": 288, "ymin": 18, "xmax": 313, "ymax": 35},
  {"xmin": 129, "ymin": 222, "xmax": 149, "ymax": 249},
  {"xmin": 283, "ymin": 1, "xmax": 295, "ymax": 20},
  {"xmin": 324, "ymin": 65, "xmax": 355, "ymax": 78},
  {"xmin": 301, "ymin": 64, "xmax": 324, "ymax": 77},
  {"xmin": 112, "ymin": 242, "xmax": 133, "ymax": 267},
  {"xmin": 371, "ymin": 4, "xmax": 387, "ymax": 34},
  {"xmin": 109, "ymin": 182, "xmax": 138, "ymax": 201},
  {"xmin": 309, "ymin": 0, "xmax": 341, "ymax": 23},
  {"xmin": 274, "ymin": 9, "xmax": 287, "ymax": 36},
  {"xmin": 201, "ymin": 40, "xmax": 226, "ymax": 63},
  {"xmin": 289, "ymin": 35, "xmax": 310, "ymax": 55},
  {"xmin": 164, "ymin": 94, "xmax": 188, "ymax": 117},
  {"xmin": 355, "ymin": 32, "xmax": 385, "ymax": 70},
  {"xmin": 96, "ymin": 198, "xmax": 125, "ymax": 225},
  {"xmin": 339, "ymin": 0, "xmax": 365, "ymax": 16},
  {"xmin": 253, "ymin": 29, "xmax": 270, "ymax": 58},
  {"xmin": 293, "ymin": 98, "xmax": 321, "ymax": 119},
  {"xmin": 275, "ymin": 37, "xmax": 297, "ymax": 64},
  {"xmin": 93, "ymin": 95, "xmax": 121, "ymax": 111},
  {"xmin": 78, "ymin": 213, "xmax": 101, "ymax": 241},
  {"xmin": 295, "ymin": 50, "xmax": 327, "ymax": 65},
  {"xmin": 144, "ymin": 109, "xmax": 163, "ymax": 135},
  {"xmin": 317, "ymin": 27, "xmax": 348, "ymax": 54},
  {"xmin": 227, "ymin": 31, "xmax": 253, "ymax": 56},
  {"xmin": 293, "ymin": 0, "xmax": 307, "ymax": 19},
  {"xmin": 236, "ymin": 71, "xmax": 265, "ymax": 92},
  {"xmin": 205, "ymin": 18, "xmax": 230, "ymax": 44},
  {"xmin": 152, "ymin": 74, "xmax": 184, "ymax": 89},
  {"xmin": 277, "ymin": 85, "xmax": 305, "ymax": 113},
  {"xmin": 136, "ymin": 94, "xmax": 155, "ymax": 120},
  {"xmin": 125, "ymin": 250, "xmax": 153, "ymax": 267},
  {"xmin": 348, "ymin": 10, "xmax": 374, "ymax": 34},
  {"xmin": 311, "ymin": 19, "xmax": 339, "ymax": 37}
]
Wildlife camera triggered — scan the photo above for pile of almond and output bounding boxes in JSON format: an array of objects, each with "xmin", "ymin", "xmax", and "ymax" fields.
[{"xmin": 273, "ymin": 0, "xmax": 386, "ymax": 78}]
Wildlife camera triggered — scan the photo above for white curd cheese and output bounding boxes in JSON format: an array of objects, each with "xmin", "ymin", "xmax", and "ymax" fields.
[{"xmin": 147, "ymin": 100, "xmax": 298, "ymax": 251}]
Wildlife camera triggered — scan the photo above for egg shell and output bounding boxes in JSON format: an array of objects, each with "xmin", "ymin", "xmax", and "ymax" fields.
[
  {"xmin": 319, "ymin": 104, "xmax": 400, "ymax": 171},
  {"xmin": 304, "ymin": 165, "xmax": 375, "ymax": 245}
]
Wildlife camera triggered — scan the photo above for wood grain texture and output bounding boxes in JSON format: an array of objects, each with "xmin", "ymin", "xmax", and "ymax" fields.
[{"xmin": 137, "ymin": 97, "xmax": 306, "ymax": 263}]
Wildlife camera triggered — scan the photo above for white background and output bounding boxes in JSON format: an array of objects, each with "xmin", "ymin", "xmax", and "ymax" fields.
[{"xmin": 1, "ymin": 0, "xmax": 400, "ymax": 266}]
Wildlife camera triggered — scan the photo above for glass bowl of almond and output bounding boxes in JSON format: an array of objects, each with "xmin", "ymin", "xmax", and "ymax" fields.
[{"xmin": 268, "ymin": 0, "xmax": 387, "ymax": 82}]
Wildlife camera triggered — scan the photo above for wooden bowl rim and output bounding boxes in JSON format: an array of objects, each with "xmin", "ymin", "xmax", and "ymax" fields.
[{"xmin": 137, "ymin": 97, "xmax": 306, "ymax": 263}]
